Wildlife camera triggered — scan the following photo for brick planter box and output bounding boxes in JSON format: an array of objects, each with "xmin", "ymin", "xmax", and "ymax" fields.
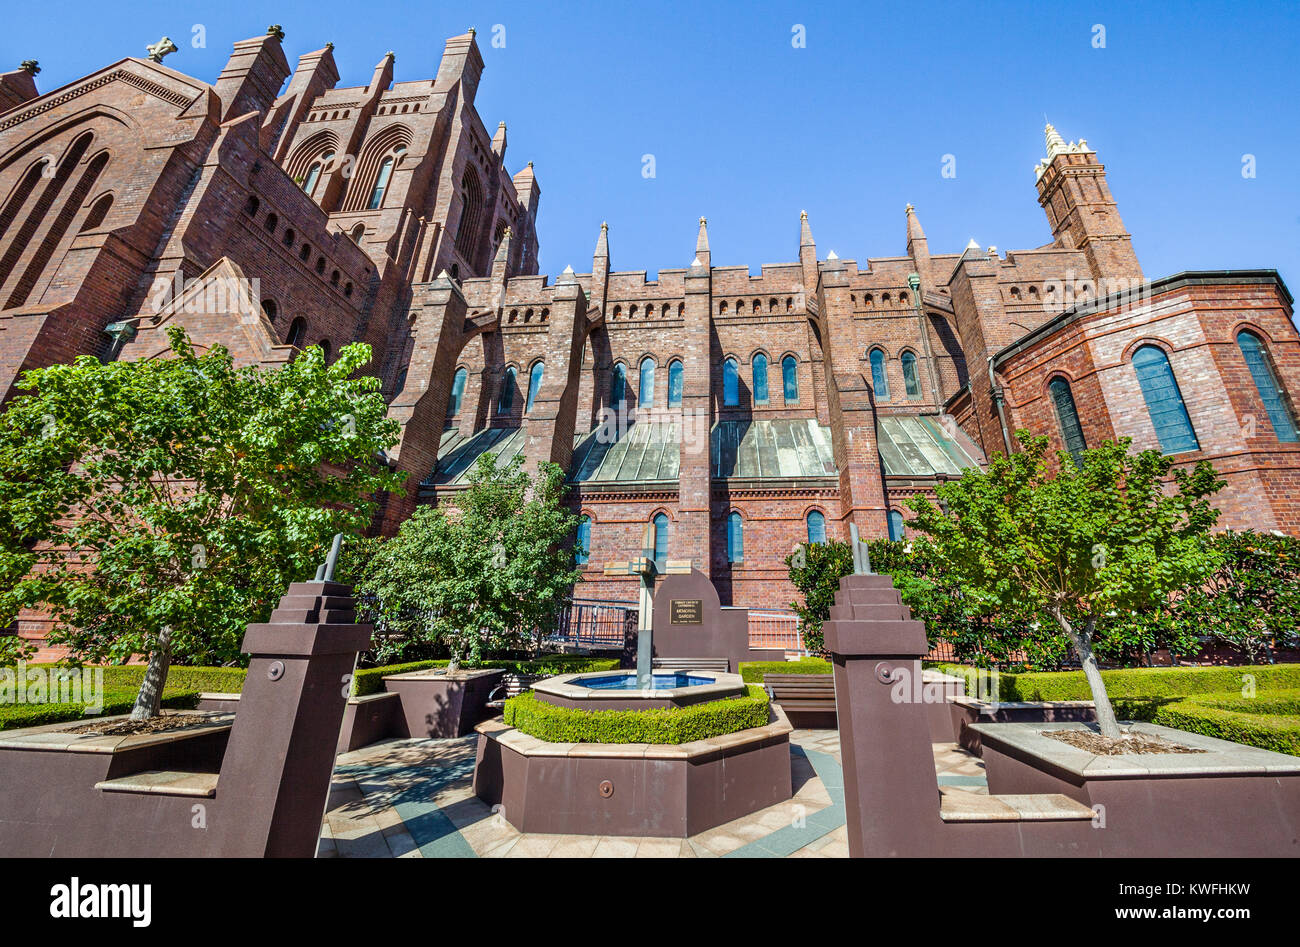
[
  {"xmin": 472, "ymin": 705, "xmax": 793, "ymax": 837},
  {"xmin": 383, "ymin": 668, "xmax": 505, "ymax": 739}
]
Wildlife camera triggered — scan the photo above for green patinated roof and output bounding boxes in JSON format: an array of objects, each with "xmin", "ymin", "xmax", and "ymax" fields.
[
  {"xmin": 711, "ymin": 419, "xmax": 836, "ymax": 479},
  {"xmin": 429, "ymin": 426, "xmax": 526, "ymax": 485},
  {"xmin": 428, "ymin": 413, "xmax": 977, "ymax": 488},
  {"xmin": 876, "ymin": 415, "xmax": 978, "ymax": 477}
]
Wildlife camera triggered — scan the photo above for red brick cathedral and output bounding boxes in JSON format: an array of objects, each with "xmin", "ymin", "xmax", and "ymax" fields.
[{"xmin": 1, "ymin": 25, "xmax": 1297, "ymax": 622}]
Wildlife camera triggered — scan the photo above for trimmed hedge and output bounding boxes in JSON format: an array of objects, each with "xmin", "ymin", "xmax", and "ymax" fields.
[
  {"xmin": 351, "ymin": 655, "xmax": 622, "ymax": 697},
  {"xmin": 926, "ymin": 663, "xmax": 1300, "ymax": 703},
  {"xmin": 503, "ymin": 684, "xmax": 771, "ymax": 745},
  {"xmin": 0, "ymin": 689, "xmax": 200, "ymax": 731},
  {"xmin": 738, "ymin": 657, "xmax": 831, "ymax": 683},
  {"xmin": 19, "ymin": 664, "xmax": 248, "ymax": 696}
]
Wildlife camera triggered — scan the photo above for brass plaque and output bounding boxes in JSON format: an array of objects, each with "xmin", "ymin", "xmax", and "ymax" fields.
[{"xmin": 670, "ymin": 599, "xmax": 703, "ymax": 624}]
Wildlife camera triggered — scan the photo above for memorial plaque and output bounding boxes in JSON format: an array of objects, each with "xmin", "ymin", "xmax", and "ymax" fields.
[{"xmin": 670, "ymin": 599, "xmax": 703, "ymax": 624}]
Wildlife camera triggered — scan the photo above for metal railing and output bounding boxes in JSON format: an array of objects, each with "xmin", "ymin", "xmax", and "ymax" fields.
[
  {"xmin": 746, "ymin": 609, "xmax": 803, "ymax": 653},
  {"xmin": 549, "ymin": 599, "xmax": 637, "ymax": 650}
]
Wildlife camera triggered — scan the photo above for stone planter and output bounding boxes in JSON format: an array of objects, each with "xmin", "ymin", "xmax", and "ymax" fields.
[
  {"xmin": 949, "ymin": 697, "xmax": 1096, "ymax": 751},
  {"xmin": 473, "ymin": 705, "xmax": 793, "ymax": 837},
  {"xmin": 383, "ymin": 668, "xmax": 505, "ymax": 739},
  {"xmin": 972, "ymin": 721, "xmax": 1300, "ymax": 857}
]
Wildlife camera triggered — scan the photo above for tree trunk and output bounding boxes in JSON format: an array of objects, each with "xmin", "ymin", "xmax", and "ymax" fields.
[
  {"xmin": 1051, "ymin": 609, "xmax": 1122, "ymax": 739},
  {"xmin": 130, "ymin": 625, "xmax": 173, "ymax": 721}
]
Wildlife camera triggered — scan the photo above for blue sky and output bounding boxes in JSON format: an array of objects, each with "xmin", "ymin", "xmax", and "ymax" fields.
[{"xmin": 8, "ymin": 1, "xmax": 1298, "ymax": 290}]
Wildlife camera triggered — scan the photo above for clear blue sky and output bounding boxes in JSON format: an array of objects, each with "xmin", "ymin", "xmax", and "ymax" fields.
[{"xmin": 8, "ymin": 1, "xmax": 1298, "ymax": 291}]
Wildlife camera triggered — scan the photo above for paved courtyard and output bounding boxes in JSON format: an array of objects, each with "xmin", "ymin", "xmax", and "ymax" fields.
[{"xmin": 318, "ymin": 729, "xmax": 990, "ymax": 858}]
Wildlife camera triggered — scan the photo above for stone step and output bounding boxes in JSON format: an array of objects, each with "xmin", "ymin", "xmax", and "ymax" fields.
[
  {"xmin": 95, "ymin": 770, "xmax": 219, "ymax": 798},
  {"xmin": 836, "ymin": 588, "xmax": 903, "ymax": 606},
  {"xmin": 829, "ymin": 603, "xmax": 911, "ymax": 622}
]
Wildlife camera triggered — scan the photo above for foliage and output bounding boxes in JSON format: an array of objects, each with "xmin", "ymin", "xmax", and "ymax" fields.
[
  {"xmin": 785, "ymin": 540, "xmax": 852, "ymax": 652},
  {"xmin": 0, "ymin": 635, "xmax": 33, "ymax": 668},
  {"xmin": 1167, "ymin": 530, "xmax": 1300, "ymax": 664},
  {"xmin": 739, "ymin": 658, "xmax": 831, "ymax": 683},
  {"xmin": 502, "ymin": 685, "xmax": 770, "ymax": 744},
  {"xmin": 1138, "ymin": 691, "xmax": 1300, "ymax": 757},
  {"xmin": 925, "ymin": 661, "xmax": 1300, "ymax": 702},
  {"xmin": 0, "ymin": 690, "xmax": 200, "ymax": 731},
  {"xmin": 906, "ymin": 432, "xmax": 1224, "ymax": 737},
  {"xmin": 354, "ymin": 454, "xmax": 582, "ymax": 669},
  {"xmin": 0, "ymin": 329, "xmax": 403, "ymax": 716}
]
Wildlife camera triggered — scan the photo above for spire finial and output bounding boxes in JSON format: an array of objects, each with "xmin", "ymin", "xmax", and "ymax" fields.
[
  {"xmin": 266, "ymin": 24, "xmax": 285, "ymax": 41},
  {"xmin": 19, "ymin": 60, "xmax": 39, "ymax": 75},
  {"xmin": 800, "ymin": 209, "xmax": 807, "ymax": 220},
  {"xmin": 145, "ymin": 36, "xmax": 178, "ymax": 63}
]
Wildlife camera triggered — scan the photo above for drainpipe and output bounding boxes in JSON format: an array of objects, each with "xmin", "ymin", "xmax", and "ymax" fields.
[{"xmin": 988, "ymin": 355, "xmax": 1014, "ymax": 456}]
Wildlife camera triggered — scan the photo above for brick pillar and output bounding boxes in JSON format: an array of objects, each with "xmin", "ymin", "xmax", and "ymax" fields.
[
  {"xmin": 679, "ymin": 257, "xmax": 714, "ymax": 574},
  {"xmin": 376, "ymin": 276, "xmax": 468, "ymax": 532},
  {"xmin": 818, "ymin": 257, "xmax": 888, "ymax": 538},
  {"xmin": 948, "ymin": 248, "xmax": 1013, "ymax": 458},
  {"xmin": 520, "ymin": 268, "xmax": 586, "ymax": 473}
]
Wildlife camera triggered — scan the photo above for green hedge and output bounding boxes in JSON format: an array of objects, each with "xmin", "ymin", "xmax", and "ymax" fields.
[
  {"xmin": 1140, "ymin": 691, "xmax": 1300, "ymax": 757},
  {"xmin": 0, "ymin": 690, "xmax": 200, "ymax": 731},
  {"xmin": 351, "ymin": 656, "xmax": 622, "ymax": 697},
  {"xmin": 19, "ymin": 664, "xmax": 248, "ymax": 696},
  {"xmin": 503, "ymin": 685, "xmax": 771, "ymax": 744},
  {"xmin": 926, "ymin": 663, "xmax": 1300, "ymax": 703},
  {"xmin": 738, "ymin": 657, "xmax": 831, "ymax": 683}
]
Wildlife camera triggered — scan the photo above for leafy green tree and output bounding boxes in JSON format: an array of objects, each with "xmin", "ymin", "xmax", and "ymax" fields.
[
  {"xmin": 356, "ymin": 454, "xmax": 582, "ymax": 670},
  {"xmin": 1171, "ymin": 530, "xmax": 1300, "ymax": 664},
  {"xmin": 786, "ymin": 540, "xmax": 852, "ymax": 652},
  {"xmin": 0, "ymin": 329, "xmax": 403, "ymax": 719},
  {"xmin": 907, "ymin": 432, "xmax": 1224, "ymax": 738}
]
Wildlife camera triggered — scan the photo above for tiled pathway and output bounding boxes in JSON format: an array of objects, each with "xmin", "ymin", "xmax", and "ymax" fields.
[{"xmin": 317, "ymin": 728, "xmax": 987, "ymax": 858}]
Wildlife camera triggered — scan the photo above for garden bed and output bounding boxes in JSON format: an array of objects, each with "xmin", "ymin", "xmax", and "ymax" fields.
[{"xmin": 504, "ymin": 685, "xmax": 770, "ymax": 744}]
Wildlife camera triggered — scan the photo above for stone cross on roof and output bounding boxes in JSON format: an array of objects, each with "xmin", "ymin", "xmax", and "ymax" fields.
[{"xmin": 145, "ymin": 37, "xmax": 178, "ymax": 63}]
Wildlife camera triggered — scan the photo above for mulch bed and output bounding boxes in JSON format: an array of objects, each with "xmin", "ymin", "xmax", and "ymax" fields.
[
  {"xmin": 1043, "ymin": 728, "xmax": 1206, "ymax": 756},
  {"xmin": 66, "ymin": 713, "xmax": 216, "ymax": 737}
]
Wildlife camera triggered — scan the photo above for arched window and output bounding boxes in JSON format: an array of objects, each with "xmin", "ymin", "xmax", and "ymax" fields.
[
  {"xmin": 723, "ymin": 357, "xmax": 740, "ymax": 406},
  {"xmin": 525, "ymin": 361, "xmax": 544, "ymax": 413},
  {"xmin": 869, "ymin": 349, "xmax": 890, "ymax": 400},
  {"xmin": 782, "ymin": 355, "xmax": 799, "ymax": 403},
  {"xmin": 448, "ymin": 367, "xmax": 468, "ymax": 416},
  {"xmin": 260, "ymin": 299, "xmax": 277, "ymax": 322},
  {"xmin": 498, "ymin": 366, "xmax": 517, "ymax": 414},
  {"xmin": 610, "ymin": 363, "xmax": 626, "ymax": 408},
  {"xmin": 285, "ymin": 317, "xmax": 306, "ymax": 348},
  {"xmin": 806, "ymin": 511, "xmax": 827, "ymax": 545},
  {"xmin": 639, "ymin": 357, "xmax": 655, "ymax": 406},
  {"xmin": 888, "ymin": 510, "xmax": 906, "ymax": 541},
  {"xmin": 575, "ymin": 515, "xmax": 591, "ymax": 565},
  {"xmin": 668, "ymin": 359, "xmax": 683, "ymax": 407},
  {"xmin": 727, "ymin": 511, "xmax": 744, "ymax": 563},
  {"xmin": 901, "ymin": 351, "xmax": 921, "ymax": 400},
  {"xmin": 1132, "ymin": 345, "xmax": 1199, "ymax": 454},
  {"xmin": 752, "ymin": 353, "xmax": 769, "ymax": 404},
  {"xmin": 318, "ymin": 339, "xmax": 331, "ymax": 362},
  {"xmin": 1237, "ymin": 331, "xmax": 1298, "ymax": 442},
  {"xmin": 367, "ymin": 156, "xmax": 394, "ymax": 210},
  {"xmin": 350, "ymin": 224, "xmax": 365, "ymax": 243},
  {"xmin": 652, "ymin": 513, "xmax": 669, "ymax": 566},
  {"xmin": 1048, "ymin": 377, "xmax": 1087, "ymax": 464},
  {"xmin": 303, "ymin": 152, "xmax": 333, "ymax": 199}
]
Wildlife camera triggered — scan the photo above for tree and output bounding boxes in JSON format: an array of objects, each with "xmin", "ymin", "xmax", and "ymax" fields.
[
  {"xmin": 785, "ymin": 540, "xmax": 852, "ymax": 652},
  {"xmin": 1171, "ymin": 530, "xmax": 1300, "ymax": 664},
  {"xmin": 0, "ymin": 329, "xmax": 403, "ymax": 719},
  {"xmin": 906, "ymin": 432, "xmax": 1224, "ymax": 739},
  {"xmin": 355, "ymin": 454, "xmax": 583, "ymax": 670}
]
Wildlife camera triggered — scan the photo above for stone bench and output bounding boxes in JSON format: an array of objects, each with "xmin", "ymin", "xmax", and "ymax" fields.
[{"xmin": 764, "ymin": 673, "xmax": 837, "ymax": 727}]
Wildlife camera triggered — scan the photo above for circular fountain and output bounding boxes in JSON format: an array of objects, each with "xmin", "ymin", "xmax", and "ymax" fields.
[{"xmin": 532, "ymin": 669, "xmax": 747, "ymax": 711}]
